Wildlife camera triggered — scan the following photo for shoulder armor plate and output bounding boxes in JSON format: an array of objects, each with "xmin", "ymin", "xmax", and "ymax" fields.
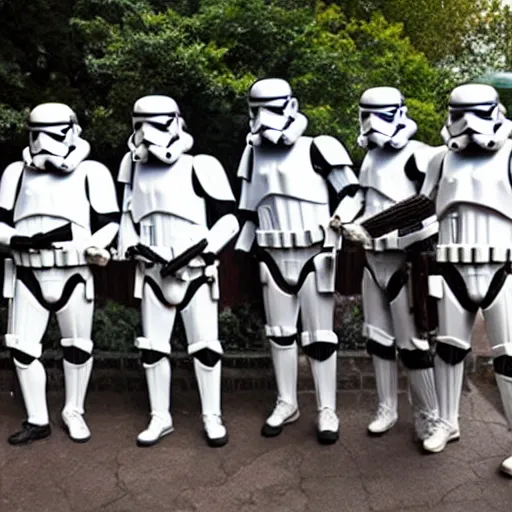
[
  {"xmin": 236, "ymin": 145, "xmax": 253, "ymax": 180},
  {"xmin": 312, "ymin": 135, "xmax": 353, "ymax": 167},
  {"xmin": 193, "ymin": 154, "xmax": 235, "ymax": 202},
  {"xmin": 0, "ymin": 162, "xmax": 24, "ymax": 210},
  {"xmin": 117, "ymin": 152, "xmax": 133, "ymax": 184},
  {"xmin": 82, "ymin": 160, "xmax": 120, "ymax": 214}
]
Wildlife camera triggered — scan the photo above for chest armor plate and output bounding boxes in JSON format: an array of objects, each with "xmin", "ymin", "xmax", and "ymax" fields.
[
  {"xmin": 131, "ymin": 155, "xmax": 207, "ymax": 226},
  {"xmin": 359, "ymin": 143, "xmax": 419, "ymax": 203},
  {"xmin": 14, "ymin": 166, "xmax": 90, "ymax": 227},
  {"xmin": 436, "ymin": 141, "xmax": 512, "ymax": 221},
  {"xmin": 240, "ymin": 137, "xmax": 329, "ymax": 211}
]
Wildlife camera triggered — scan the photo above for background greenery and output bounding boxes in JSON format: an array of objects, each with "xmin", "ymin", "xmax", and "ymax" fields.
[
  {"xmin": 0, "ymin": 0, "xmax": 510, "ymax": 352},
  {"xmin": 0, "ymin": 296, "xmax": 366, "ymax": 353},
  {"xmin": 1, "ymin": 0, "xmax": 511, "ymax": 172}
]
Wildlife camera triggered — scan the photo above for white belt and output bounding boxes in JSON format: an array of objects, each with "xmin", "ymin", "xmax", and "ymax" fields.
[
  {"xmin": 12, "ymin": 248, "xmax": 88, "ymax": 268},
  {"xmin": 256, "ymin": 228, "xmax": 324, "ymax": 248},
  {"xmin": 367, "ymin": 232, "xmax": 400, "ymax": 252},
  {"xmin": 436, "ymin": 244, "xmax": 512, "ymax": 264}
]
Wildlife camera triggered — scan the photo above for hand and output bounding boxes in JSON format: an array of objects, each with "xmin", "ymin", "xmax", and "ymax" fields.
[
  {"xmin": 125, "ymin": 245, "xmax": 138, "ymax": 260},
  {"xmin": 201, "ymin": 252, "xmax": 217, "ymax": 266},
  {"xmin": 339, "ymin": 222, "xmax": 372, "ymax": 246},
  {"xmin": 85, "ymin": 247, "xmax": 110, "ymax": 266},
  {"xmin": 200, "ymin": 253, "xmax": 217, "ymax": 283},
  {"xmin": 328, "ymin": 215, "xmax": 343, "ymax": 234}
]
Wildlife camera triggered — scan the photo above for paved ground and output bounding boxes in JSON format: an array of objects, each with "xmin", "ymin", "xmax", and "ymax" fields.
[
  {"xmin": 0, "ymin": 376, "xmax": 511, "ymax": 512},
  {"xmin": 471, "ymin": 312, "xmax": 490, "ymax": 356}
]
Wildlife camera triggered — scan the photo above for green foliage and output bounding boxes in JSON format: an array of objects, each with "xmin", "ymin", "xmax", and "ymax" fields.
[
  {"xmin": 0, "ymin": 300, "xmax": 266, "ymax": 354},
  {"xmin": 1, "ymin": 0, "xmax": 510, "ymax": 172},
  {"xmin": 1, "ymin": 0, "xmax": 492, "ymax": 171},
  {"xmin": 64, "ymin": 0, "xmax": 451, "ymax": 170},
  {"xmin": 219, "ymin": 304, "xmax": 266, "ymax": 351},
  {"xmin": 329, "ymin": 0, "xmax": 510, "ymax": 68},
  {"xmin": 333, "ymin": 295, "xmax": 365, "ymax": 350},
  {"xmin": 290, "ymin": 7, "xmax": 450, "ymax": 160},
  {"xmin": 92, "ymin": 300, "xmax": 140, "ymax": 351}
]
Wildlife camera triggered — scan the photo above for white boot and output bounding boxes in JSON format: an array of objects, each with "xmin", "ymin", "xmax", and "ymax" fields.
[
  {"xmin": 501, "ymin": 455, "xmax": 512, "ymax": 477},
  {"xmin": 423, "ymin": 356, "xmax": 462, "ymax": 453},
  {"xmin": 495, "ymin": 373, "xmax": 512, "ymax": 477},
  {"xmin": 137, "ymin": 357, "xmax": 173, "ymax": 447},
  {"xmin": 407, "ymin": 367, "xmax": 441, "ymax": 442},
  {"xmin": 262, "ymin": 340, "xmax": 299, "ymax": 437},
  {"xmin": 62, "ymin": 358, "xmax": 93, "ymax": 442},
  {"xmin": 309, "ymin": 351, "xmax": 339, "ymax": 444},
  {"xmin": 193, "ymin": 358, "xmax": 228, "ymax": 447},
  {"xmin": 8, "ymin": 358, "xmax": 52, "ymax": 446},
  {"xmin": 15, "ymin": 358, "xmax": 49, "ymax": 426},
  {"xmin": 368, "ymin": 355, "xmax": 398, "ymax": 435}
]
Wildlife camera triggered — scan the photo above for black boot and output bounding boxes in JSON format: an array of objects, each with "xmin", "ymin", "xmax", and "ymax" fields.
[{"xmin": 8, "ymin": 421, "xmax": 52, "ymax": 445}]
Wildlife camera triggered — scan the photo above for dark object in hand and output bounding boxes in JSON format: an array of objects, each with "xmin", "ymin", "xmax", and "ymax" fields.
[
  {"xmin": 362, "ymin": 195, "xmax": 435, "ymax": 239},
  {"xmin": 160, "ymin": 238, "xmax": 209, "ymax": 278},
  {"xmin": 125, "ymin": 244, "xmax": 168, "ymax": 265},
  {"xmin": 10, "ymin": 223, "xmax": 73, "ymax": 250}
]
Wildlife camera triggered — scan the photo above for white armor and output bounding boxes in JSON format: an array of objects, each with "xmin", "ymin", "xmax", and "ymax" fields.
[
  {"xmin": 235, "ymin": 78, "xmax": 363, "ymax": 444},
  {"xmin": 347, "ymin": 85, "xmax": 512, "ymax": 472},
  {"xmin": 354, "ymin": 87, "xmax": 443, "ymax": 447},
  {"xmin": 118, "ymin": 95, "xmax": 239, "ymax": 448},
  {"xmin": 1, "ymin": 103, "xmax": 120, "ymax": 445},
  {"xmin": 422, "ymin": 88, "xmax": 512, "ymax": 470}
]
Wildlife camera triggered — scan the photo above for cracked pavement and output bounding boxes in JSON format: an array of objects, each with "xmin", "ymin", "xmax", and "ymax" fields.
[{"xmin": 0, "ymin": 378, "xmax": 511, "ymax": 512}]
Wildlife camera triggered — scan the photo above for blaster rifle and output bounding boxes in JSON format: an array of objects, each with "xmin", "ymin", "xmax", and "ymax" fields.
[
  {"xmin": 160, "ymin": 238, "xmax": 209, "ymax": 278},
  {"xmin": 126, "ymin": 239, "xmax": 210, "ymax": 278},
  {"xmin": 10, "ymin": 222, "xmax": 74, "ymax": 251},
  {"xmin": 125, "ymin": 243, "xmax": 168, "ymax": 265}
]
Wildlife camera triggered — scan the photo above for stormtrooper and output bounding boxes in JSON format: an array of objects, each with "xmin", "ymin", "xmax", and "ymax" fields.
[
  {"xmin": 354, "ymin": 87, "xmax": 443, "ymax": 446},
  {"xmin": 117, "ymin": 95, "xmax": 239, "ymax": 448},
  {"xmin": 235, "ymin": 78, "xmax": 363, "ymax": 444},
  {"xmin": 0, "ymin": 102, "xmax": 120, "ymax": 444},
  {"xmin": 342, "ymin": 83, "xmax": 512, "ymax": 473}
]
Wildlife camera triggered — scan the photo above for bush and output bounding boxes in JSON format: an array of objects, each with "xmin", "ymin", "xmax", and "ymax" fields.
[
  {"xmin": 219, "ymin": 303, "xmax": 266, "ymax": 351},
  {"xmin": 0, "ymin": 296, "xmax": 365, "ymax": 354},
  {"xmin": 333, "ymin": 294, "xmax": 366, "ymax": 350}
]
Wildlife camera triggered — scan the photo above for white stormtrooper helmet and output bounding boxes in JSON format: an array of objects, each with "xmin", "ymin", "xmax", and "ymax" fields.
[
  {"xmin": 128, "ymin": 95, "xmax": 193, "ymax": 165},
  {"xmin": 25, "ymin": 103, "xmax": 90, "ymax": 172},
  {"xmin": 358, "ymin": 87, "xmax": 417, "ymax": 150},
  {"xmin": 441, "ymin": 84, "xmax": 512, "ymax": 152},
  {"xmin": 247, "ymin": 78, "xmax": 308, "ymax": 146}
]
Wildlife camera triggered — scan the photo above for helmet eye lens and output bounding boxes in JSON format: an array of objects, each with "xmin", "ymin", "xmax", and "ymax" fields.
[
  {"xmin": 450, "ymin": 111, "xmax": 464, "ymax": 121},
  {"xmin": 473, "ymin": 107, "xmax": 495, "ymax": 120},
  {"xmin": 134, "ymin": 122, "xmax": 142, "ymax": 130},
  {"xmin": 30, "ymin": 131, "xmax": 66, "ymax": 142},
  {"xmin": 148, "ymin": 120, "xmax": 172, "ymax": 130},
  {"xmin": 265, "ymin": 106, "xmax": 285, "ymax": 115},
  {"xmin": 376, "ymin": 109, "xmax": 397, "ymax": 122},
  {"xmin": 49, "ymin": 132, "xmax": 66, "ymax": 142}
]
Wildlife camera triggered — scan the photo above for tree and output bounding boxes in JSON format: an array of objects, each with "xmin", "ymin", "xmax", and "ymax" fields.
[
  {"xmin": 329, "ymin": 0, "xmax": 511, "ymax": 71},
  {"xmin": 72, "ymin": 0, "xmax": 448, "ymax": 171},
  {"xmin": 0, "ymin": 0, "xmax": 466, "ymax": 173}
]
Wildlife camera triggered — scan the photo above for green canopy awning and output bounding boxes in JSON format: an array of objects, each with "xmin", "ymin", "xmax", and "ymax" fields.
[
  {"xmin": 473, "ymin": 72, "xmax": 512, "ymax": 88},
  {"xmin": 471, "ymin": 72, "xmax": 512, "ymax": 113}
]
